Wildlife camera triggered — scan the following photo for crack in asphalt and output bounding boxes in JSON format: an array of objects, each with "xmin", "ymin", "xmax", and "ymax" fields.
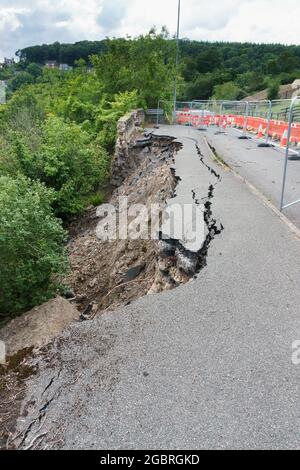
[{"xmin": 158, "ymin": 141, "xmax": 224, "ymax": 279}]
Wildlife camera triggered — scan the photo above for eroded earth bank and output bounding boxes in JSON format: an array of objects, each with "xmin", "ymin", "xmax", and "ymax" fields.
[{"xmin": 0, "ymin": 113, "xmax": 223, "ymax": 450}]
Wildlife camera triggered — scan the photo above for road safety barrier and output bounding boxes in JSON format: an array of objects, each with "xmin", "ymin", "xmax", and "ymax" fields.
[
  {"xmin": 175, "ymin": 99, "xmax": 300, "ymax": 147},
  {"xmin": 180, "ymin": 111, "xmax": 300, "ymax": 147},
  {"xmin": 280, "ymin": 96, "xmax": 300, "ymax": 211},
  {"xmin": 156, "ymin": 97, "xmax": 300, "ymax": 213}
]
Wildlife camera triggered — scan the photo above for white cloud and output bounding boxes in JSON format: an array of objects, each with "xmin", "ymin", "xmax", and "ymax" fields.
[
  {"xmin": 0, "ymin": 6, "xmax": 28, "ymax": 32},
  {"xmin": 0, "ymin": 0, "xmax": 299, "ymax": 61}
]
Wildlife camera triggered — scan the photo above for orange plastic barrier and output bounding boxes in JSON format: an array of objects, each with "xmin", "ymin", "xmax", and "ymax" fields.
[
  {"xmin": 176, "ymin": 110, "xmax": 300, "ymax": 145},
  {"xmin": 191, "ymin": 115, "xmax": 210, "ymax": 127},
  {"xmin": 230, "ymin": 115, "xmax": 298, "ymax": 144},
  {"xmin": 176, "ymin": 112, "xmax": 191, "ymax": 125},
  {"xmin": 291, "ymin": 123, "xmax": 300, "ymax": 144},
  {"xmin": 246, "ymin": 117, "xmax": 266, "ymax": 134},
  {"xmin": 232, "ymin": 115, "xmax": 245, "ymax": 129}
]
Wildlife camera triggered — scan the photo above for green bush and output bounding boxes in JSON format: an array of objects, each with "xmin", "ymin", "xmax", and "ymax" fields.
[
  {"xmin": 42, "ymin": 116, "xmax": 110, "ymax": 217},
  {"xmin": 267, "ymin": 80, "xmax": 280, "ymax": 100},
  {"xmin": 84, "ymin": 191, "xmax": 105, "ymax": 207},
  {"xmin": 0, "ymin": 175, "xmax": 68, "ymax": 318},
  {"xmin": 10, "ymin": 71, "xmax": 34, "ymax": 92},
  {"xmin": 7, "ymin": 116, "xmax": 110, "ymax": 218},
  {"xmin": 95, "ymin": 91, "xmax": 139, "ymax": 152},
  {"xmin": 212, "ymin": 81, "xmax": 242, "ymax": 101}
]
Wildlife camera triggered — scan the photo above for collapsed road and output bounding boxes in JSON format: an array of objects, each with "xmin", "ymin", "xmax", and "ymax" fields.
[
  {"xmin": 7, "ymin": 125, "xmax": 300, "ymax": 450},
  {"xmin": 0, "ymin": 120, "xmax": 223, "ymax": 449}
]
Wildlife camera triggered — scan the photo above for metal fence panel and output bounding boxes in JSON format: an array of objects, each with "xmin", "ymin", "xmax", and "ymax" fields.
[
  {"xmin": 280, "ymin": 96, "xmax": 300, "ymax": 211},
  {"xmin": 155, "ymin": 97, "xmax": 300, "ymax": 213}
]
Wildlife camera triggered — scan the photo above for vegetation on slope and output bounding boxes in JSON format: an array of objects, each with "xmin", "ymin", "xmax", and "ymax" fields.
[
  {"xmin": 1, "ymin": 30, "xmax": 300, "ymax": 317},
  {"xmin": 0, "ymin": 29, "xmax": 177, "ymax": 317},
  {"xmin": 0, "ymin": 175, "xmax": 68, "ymax": 318}
]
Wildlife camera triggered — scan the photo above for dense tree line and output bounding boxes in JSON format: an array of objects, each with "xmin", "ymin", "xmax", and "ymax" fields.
[
  {"xmin": 16, "ymin": 39, "xmax": 300, "ymax": 74},
  {"xmin": 180, "ymin": 41, "xmax": 300, "ymax": 100},
  {"xmin": 16, "ymin": 40, "xmax": 107, "ymax": 65},
  {"xmin": 10, "ymin": 38, "xmax": 300, "ymax": 102}
]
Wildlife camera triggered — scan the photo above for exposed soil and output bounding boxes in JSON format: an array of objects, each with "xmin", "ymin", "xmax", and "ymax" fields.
[
  {"xmin": 65, "ymin": 134, "xmax": 180, "ymax": 318},
  {"xmin": 0, "ymin": 131, "xmax": 181, "ymax": 450},
  {"xmin": 0, "ymin": 297, "xmax": 80, "ymax": 357},
  {"xmin": 0, "ymin": 348, "xmax": 37, "ymax": 449},
  {"xmin": 0, "ymin": 126, "xmax": 226, "ymax": 450},
  {"xmin": 0, "ymin": 125, "xmax": 227, "ymax": 450}
]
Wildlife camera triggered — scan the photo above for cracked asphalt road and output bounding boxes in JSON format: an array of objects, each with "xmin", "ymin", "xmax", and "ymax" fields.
[
  {"xmin": 205, "ymin": 126, "xmax": 300, "ymax": 228},
  {"xmin": 16, "ymin": 126, "xmax": 300, "ymax": 450}
]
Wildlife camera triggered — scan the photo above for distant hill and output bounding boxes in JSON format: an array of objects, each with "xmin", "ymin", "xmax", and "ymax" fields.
[
  {"xmin": 12, "ymin": 39, "xmax": 300, "ymax": 101},
  {"xmin": 179, "ymin": 40, "xmax": 300, "ymax": 100},
  {"xmin": 16, "ymin": 39, "xmax": 300, "ymax": 70},
  {"xmin": 16, "ymin": 40, "xmax": 107, "ymax": 65}
]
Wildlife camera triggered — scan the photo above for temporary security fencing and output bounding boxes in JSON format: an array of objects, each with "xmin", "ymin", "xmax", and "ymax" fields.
[{"xmin": 155, "ymin": 97, "xmax": 300, "ymax": 213}]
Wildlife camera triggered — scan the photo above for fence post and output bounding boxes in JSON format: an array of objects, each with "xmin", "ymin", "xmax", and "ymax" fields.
[
  {"xmin": 172, "ymin": 101, "xmax": 176, "ymax": 125},
  {"xmin": 280, "ymin": 97, "xmax": 296, "ymax": 211},
  {"xmin": 156, "ymin": 99, "xmax": 160, "ymax": 128},
  {"xmin": 238, "ymin": 101, "xmax": 249, "ymax": 139},
  {"xmin": 257, "ymin": 100, "xmax": 273, "ymax": 147},
  {"xmin": 216, "ymin": 101, "xmax": 223, "ymax": 133},
  {"xmin": 244, "ymin": 101, "xmax": 249, "ymax": 135},
  {"xmin": 189, "ymin": 101, "xmax": 192, "ymax": 134}
]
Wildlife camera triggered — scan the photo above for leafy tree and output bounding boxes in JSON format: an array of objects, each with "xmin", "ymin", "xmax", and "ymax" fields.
[
  {"xmin": 185, "ymin": 73, "xmax": 215, "ymax": 101},
  {"xmin": 278, "ymin": 51, "xmax": 299, "ymax": 73},
  {"xmin": 10, "ymin": 71, "xmax": 34, "ymax": 91},
  {"xmin": 0, "ymin": 174, "xmax": 68, "ymax": 317},
  {"xmin": 236, "ymin": 72, "xmax": 267, "ymax": 94},
  {"xmin": 0, "ymin": 64, "xmax": 17, "ymax": 81},
  {"xmin": 279, "ymin": 71, "xmax": 300, "ymax": 85},
  {"xmin": 266, "ymin": 59, "xmax": 280, "ymax": 75},
  {"xmin": 26, "ymin": 62, "xmax": 43, "ymax": 79},
  {"xmin": 92, "ymin": 29, "xmax": 177, "ymax": 107},
  {"xmin": 182, "ymin": 56, "xmax": 198, "ymax": 82},
  {"xmin": 267, "ymin": 80, "xmax": 280, "ymax": 100},
  {"xmin": 212, "ymin": 81, "xmax": 242, "ymax": 101},
  {"xmin": 95, "ymin": 91, "xmax": 140, "ymax": 152},
  {"xmin": 196, "ymin": 47, "xmax": 222, "ymax": 73},
  {"xmin": 10, "ymin": 116, "xmax": 110, "ymax": 218},
  {"xmin": 16, "ymin": 40, "xmax": 107, "ymax": 65},
  {"xmin": 2, "ymin": 87, "xmax": 46, "ymax": 130}
]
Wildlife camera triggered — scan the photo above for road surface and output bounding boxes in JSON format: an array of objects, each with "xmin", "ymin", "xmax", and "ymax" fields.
[
  {"xmin": 205, "ymin": 125, "xmax": 300, "ymax": 228},
  {"xmin": 16, "ymin": 125, "xmax": 300, "ymax": 450}
]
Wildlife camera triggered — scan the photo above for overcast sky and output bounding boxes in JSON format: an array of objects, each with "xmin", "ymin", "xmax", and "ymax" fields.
[{"xmin": 1, "ymin": 0, "xmax": 299, "ymax": 60}]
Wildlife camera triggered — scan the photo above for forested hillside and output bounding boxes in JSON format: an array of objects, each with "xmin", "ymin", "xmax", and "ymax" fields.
[
  {"xmin": 3, "ymin": 37, "xmax": 300, "ymax": 101},
  {"xmin": 16, "ymin": 40, "xmax": 107, "ymax": 65},
  {"xmin": 181, "ymin": 41, "xmax": 300, "ymax": 100}
]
